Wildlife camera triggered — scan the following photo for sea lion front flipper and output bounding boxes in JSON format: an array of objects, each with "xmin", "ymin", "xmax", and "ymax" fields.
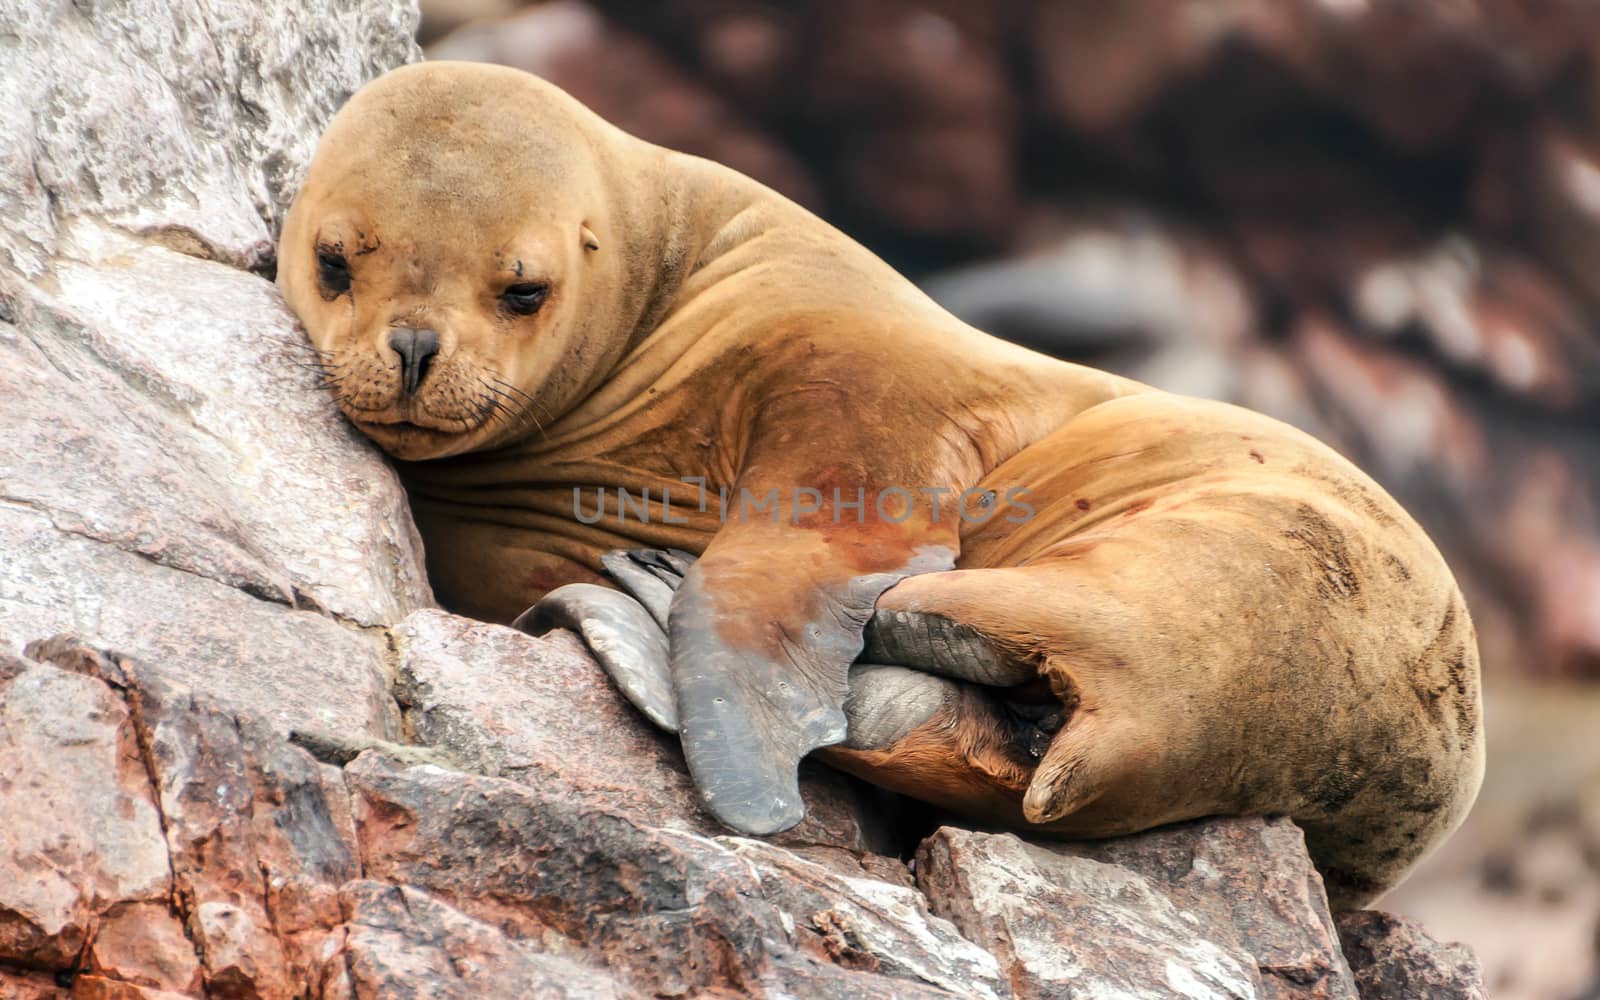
[
  {"xmin": 607, "ymin": 548, "xmax": 1030, "ymax": 689},
  {"xmin": 529, "ymin": 547, "xmax": 1065, "ymax": 828},
  {"xmin": 513, "ymin": 549, "xmax": 986, "ymax": 755},
  {"xmin": 668, "ymin": 529, "xmax": 958, "ymax": 835},
  {"xmin": 514, "ymin": 582, "xmax": 678, "ymax": 732},
  {"xmin": 596, "ymin": 546, "xmax": 1043, "ymax": 746}
]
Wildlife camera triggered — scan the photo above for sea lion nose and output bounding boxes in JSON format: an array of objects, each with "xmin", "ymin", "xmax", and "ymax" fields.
[{"xmin": 389, "ymin": 327, "xmax": 440, "ymax": 395}]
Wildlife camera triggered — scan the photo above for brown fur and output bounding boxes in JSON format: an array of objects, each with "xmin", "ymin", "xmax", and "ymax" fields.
[{"xmin": 280, "ymin": 63, "xmax": 1483, "ymax": 907}]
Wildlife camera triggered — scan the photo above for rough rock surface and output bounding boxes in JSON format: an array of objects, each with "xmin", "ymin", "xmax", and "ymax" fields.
[
  {"xmin": 916, "ymin": 822, "xmax": 1360, "ymax": 999},
  {"xmin": 1, "ymin": 0, "xmax": 430, "ymax": 739},
  {"xmin": 1, "ymin": 636, "xmax": 1488, "ymax": 999},
  {"xmin": 1335, "ymin": 911, "xmax": 1488, "ymax": 1000},
  {"xmin": 0, "ymin": 0, "xmax": 1488, "ymax": 996}
]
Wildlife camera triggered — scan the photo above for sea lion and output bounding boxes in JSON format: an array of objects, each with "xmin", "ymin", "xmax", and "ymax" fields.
[{"xmin": 278, "ymin": 61, "xmax": 1483, "ymax": 907}]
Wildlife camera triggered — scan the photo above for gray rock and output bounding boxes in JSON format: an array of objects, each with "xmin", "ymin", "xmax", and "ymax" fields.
[
  {"xmin": 1, "ymin": 503, "xmax": 400, "ymax": 739},
  {"xmin": 0, "ymin": 0, "xmax": 420, "ymax": 276},
  {"xmin": 343, "ymin": 752, "xmax": 1001, "ymax": 997},
  {"xmin": 0, "ymin": 0, "xmax": 429, "ymax": 740},
  {"xmin": 915, "ymin": 819, "xmax": 1362, "ymax": 1000}
]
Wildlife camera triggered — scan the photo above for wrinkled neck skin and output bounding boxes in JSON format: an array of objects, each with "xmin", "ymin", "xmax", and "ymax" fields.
[{"xmin": 397, "ymin": 144, "xmax": 1137, "ymax": 530}]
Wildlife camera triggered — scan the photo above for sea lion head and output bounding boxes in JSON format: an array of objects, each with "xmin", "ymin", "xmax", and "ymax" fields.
[{"xmin": 279, "ymin": 62, "xmax": 652, "ymax": 460}]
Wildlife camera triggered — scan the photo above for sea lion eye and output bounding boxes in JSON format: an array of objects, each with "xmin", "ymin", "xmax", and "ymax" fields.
[
  {"xmin": 501, "ymin": 282, "xmax": 549, "ymax": 316},
  {"xmin": 316, "ymin": 249, "xmax": 351, "ymax": 294}
]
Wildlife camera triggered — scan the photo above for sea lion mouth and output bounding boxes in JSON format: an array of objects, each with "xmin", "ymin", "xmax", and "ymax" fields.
[
  {"xmin": 359, "ymin": 418, "xmax": 447, "ymax": 433},
  {"xmin": 347, "ymin": 411, "xmax": 476, "ymax": 436}
]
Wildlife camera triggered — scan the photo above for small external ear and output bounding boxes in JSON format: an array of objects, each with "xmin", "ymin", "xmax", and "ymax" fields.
[{"xmin": 580, "ymin": 224, "xmax": 600, "ymax": 252}]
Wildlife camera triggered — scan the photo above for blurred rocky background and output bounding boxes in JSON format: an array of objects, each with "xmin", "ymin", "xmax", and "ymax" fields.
[{"xmin": 423, "ymin": 1, "xmax": 1600, "ymax": 996}]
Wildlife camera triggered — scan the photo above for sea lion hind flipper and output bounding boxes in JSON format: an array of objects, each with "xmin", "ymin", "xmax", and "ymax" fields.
[
  {"xmin": 841, "ymin": 664, "xmax": 953, "ymax": 750},
  {"xmin": 513, "ymin": 583, "xmax": 678, "ymax": 732},
  {"xmin": 860, "ymin": 606, "xmax": 1034, "ymax": 686},
  {"xmin": 1021, "ymin": 701, "xmax": 1130, "ymax": 824}
]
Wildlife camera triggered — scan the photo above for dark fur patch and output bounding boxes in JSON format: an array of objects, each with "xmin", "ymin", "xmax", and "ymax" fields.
[
  {"xmin": 1331, "ymin": 478, "xmax": 1398, "ymax": 528},
  {"xmin": 1382, "ymin": 551, "xmax": 1412, "ymax": 582},
  {"xmin": 1282, "ymin": 505, "xmax": 1361, "ymax": 602},
  {"xmin": 1407, "ymin": 603, "xmax": 1477, "ymax": 738},
  {"xmin": 1310, "ymin": 752, "xmax": 1366, "ymax": 812}
]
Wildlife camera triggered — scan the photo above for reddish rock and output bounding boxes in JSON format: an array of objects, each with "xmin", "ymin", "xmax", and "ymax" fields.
[
  {"xmin": 520, "ymin": 0, "xmax": 1021, "ymax": 249},
  {"xmin": 1350, "ymin": 243, "xmax": 1600, "ymax": 411},
  {"xmin": 1531, "ymin": 126, "xmax": 1600, "ymax": 312},
  {"xmin": 87, "ymin": 903, "xmax": 203, "ymax": 996},
  {"xmin": 26, "ymin": 637, "xmax": 361, "ymax": 1000},
  {"xmin": 0, "ymin": 654, "xmax": 170, "ymax": 973},
  {"xmin": 70, "ymin": 977, "xmax": 198, "ymax": 1000},
  {"xmin": 1336, "ymin": 910, "xmax": 1487, "ymax": 1000},
  {"xmin": 1028, "ymin": 0, "xmax": 1233, "ymax": 134},
  {"xmin": 795, "ymin": 1, "xmax": 1012, "ymax": 119},
  {"xmin": 1292, "ymin": 317, "xmax": 1489, "ymax": 489},
  {"xmin": 0, "ymin": 968, "xmax": 68, "ymax": 999},
  {"xmin": 836, "ymin": 120, "xmax": 1017, "ymax": 244},
  {"xmin": 327, "ymin": 882, "xmax": 625, "ymax": 999}
]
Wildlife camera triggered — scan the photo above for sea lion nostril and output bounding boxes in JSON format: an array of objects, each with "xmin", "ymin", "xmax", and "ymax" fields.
[{"xmin": 389, "ymin": 327, "xmax": 440, "ymax": 395}]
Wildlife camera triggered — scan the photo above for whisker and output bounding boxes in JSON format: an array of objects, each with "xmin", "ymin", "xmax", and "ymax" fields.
[
  {"xmin": 283, "ymin": 341, "xmax": 338, "ymax": 364},
  {"xmin": 469, "ymin": 377, "xmax": 515, "ymax": 421},
  {"xmin": 462, "ymin": 373, "xmax": 550, "ymax": 441},
  {"xmin": 488, "ymin": 375, "xmax": 530, "ymax": 395},
  {"xmin": 491, "ymin": 377, "xmax": 554, "ymax": 427},
  {"xmin": 489, "ymin": 377, "xmax": 537, "ymax": 405}
]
